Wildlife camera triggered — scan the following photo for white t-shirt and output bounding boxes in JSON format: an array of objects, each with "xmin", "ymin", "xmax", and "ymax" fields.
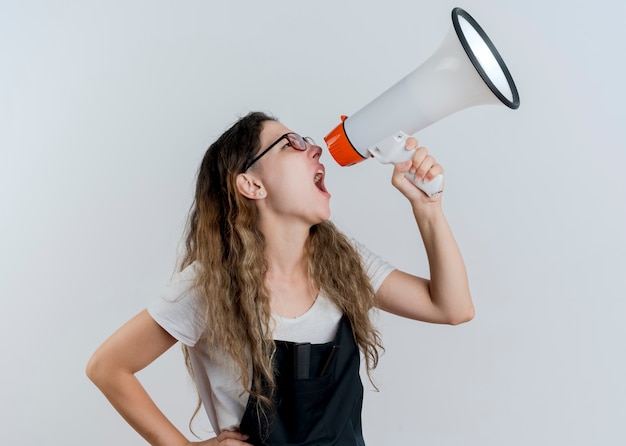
[{"xmin": 148, "ymin": 240, "xmax": 394, "ymax": 434}]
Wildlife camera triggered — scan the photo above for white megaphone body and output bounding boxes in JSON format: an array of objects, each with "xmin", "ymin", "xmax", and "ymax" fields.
[{"xmin": 324, "ymin": 7, "xmax": 520, "ymax": 196}]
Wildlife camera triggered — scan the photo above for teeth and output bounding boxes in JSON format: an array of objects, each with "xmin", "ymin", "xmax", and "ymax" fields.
[{"xmin": 314, "ymin": 170, "xmax": 323, "ymax": 183}]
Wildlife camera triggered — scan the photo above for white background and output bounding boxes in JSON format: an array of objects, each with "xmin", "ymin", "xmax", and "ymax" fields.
[{"xmin": 2, "ymin": 0, "xmax": 625, "ymax": 444}]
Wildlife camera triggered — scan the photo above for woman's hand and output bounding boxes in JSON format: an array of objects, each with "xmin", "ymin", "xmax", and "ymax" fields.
[
  {"xmin": 391, "ymin": 137, "xmax": 444, "ymax": 208},
  {"xmin": 187, "ymin": 430, "xmax": 252, "ymax": 445}
]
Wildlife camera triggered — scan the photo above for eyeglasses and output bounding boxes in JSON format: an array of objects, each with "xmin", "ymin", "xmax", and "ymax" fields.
[{"xmin": 243, "ymin": 132, "xmax": 316, "ymax": 171}]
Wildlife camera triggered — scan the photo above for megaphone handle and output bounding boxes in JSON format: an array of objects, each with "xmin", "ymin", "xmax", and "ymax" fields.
[
  {"xmin": 404, "ymin": 172, "xmax": 444, "ymax": 197},
  {"xmin": 368, "ymin": 131, "xmax": 445, "ymax": 197}
]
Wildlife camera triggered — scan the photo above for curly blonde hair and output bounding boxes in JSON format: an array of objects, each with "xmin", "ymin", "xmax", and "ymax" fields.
[{"xmin": 181, "ymin": 112, "xmax": 383, "ymax": 421}]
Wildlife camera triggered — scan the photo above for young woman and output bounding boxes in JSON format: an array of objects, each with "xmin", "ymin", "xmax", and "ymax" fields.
[{"xmin": 86, "ymin": 111, "xmax": 474, "ymax": 446}]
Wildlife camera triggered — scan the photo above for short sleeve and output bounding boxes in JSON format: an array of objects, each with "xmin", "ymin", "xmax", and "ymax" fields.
[
  {"xmin": 350, "ymin": 239, "xmax": 395, "ymax": 292},
  {"xmin": 147, "ymin": 262, "xmax": 205, "ymax": 347}
]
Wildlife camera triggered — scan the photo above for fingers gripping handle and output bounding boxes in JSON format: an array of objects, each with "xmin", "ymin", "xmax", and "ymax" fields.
[
  {"xmin": 368, "ymin": 131, "xmax": 445, "ymax": 197},
  {"xmin": 405, "ymin": 171, "xmax": 444, "ymax": 197}
]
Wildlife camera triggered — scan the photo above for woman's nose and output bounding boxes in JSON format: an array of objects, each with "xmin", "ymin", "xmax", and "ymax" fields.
[{"xmin": 309, "ymin": 144, "xmax": 323, "ymax": 160}]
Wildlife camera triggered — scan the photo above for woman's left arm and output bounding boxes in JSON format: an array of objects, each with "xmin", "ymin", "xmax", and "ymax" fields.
[{"xmin": 375, "ymin": 139, "xmax": 475, "ymax": 325}]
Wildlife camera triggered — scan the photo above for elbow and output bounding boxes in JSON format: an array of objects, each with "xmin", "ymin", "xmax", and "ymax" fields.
[
  {"xmin": 85, "ymin": 353, "xmax": 100, "ymax": 384},
  {"xmin": 85, "ymin": 350, "xmax": 110, "ymax": 387},
  {"xmin": 449, "ymin": 311, "xmax": 474, "ymax": 325},
  {"xmin": 446, "ymin": 300, "xmax": 475, "ymax": 325}
]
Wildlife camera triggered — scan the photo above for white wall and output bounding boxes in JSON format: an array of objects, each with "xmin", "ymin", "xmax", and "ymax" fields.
[{"xmin": 2, "ymin": 0, "xmax": 625, "ymax": 444}]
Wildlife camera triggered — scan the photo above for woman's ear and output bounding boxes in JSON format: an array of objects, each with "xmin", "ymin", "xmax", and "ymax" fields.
[{"xmin": 236, "ymin": 173, "xmax": 265, "ymax": 199}]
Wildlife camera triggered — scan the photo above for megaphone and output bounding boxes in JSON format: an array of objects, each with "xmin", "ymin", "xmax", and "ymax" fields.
[{"xmin": 324, "ymin": 7, "xmax": 520, "ymax": 196}]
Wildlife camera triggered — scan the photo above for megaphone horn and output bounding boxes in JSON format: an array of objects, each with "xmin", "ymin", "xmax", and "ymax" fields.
[{"xmin": 324, "ymin": 7, "xmax": 520, "ymax": 196}]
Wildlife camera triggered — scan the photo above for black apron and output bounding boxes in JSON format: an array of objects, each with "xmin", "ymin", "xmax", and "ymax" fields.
[{"xmin": 239, "ymin": 315, "xmax": 365, "ymax": 446}]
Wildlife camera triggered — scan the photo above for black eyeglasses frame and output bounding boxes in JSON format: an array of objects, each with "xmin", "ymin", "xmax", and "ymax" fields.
[{"xmin": 243, "ymin": 132, "xmax": 315, "ymax": 171}]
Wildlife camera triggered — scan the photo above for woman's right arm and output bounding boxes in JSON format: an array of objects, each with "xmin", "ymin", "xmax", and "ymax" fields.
[
  {"xmin": 86, "ymin": 309, "xmax": 192, "ymax": 446},
  {"xmin": 87, "ymin": 310, "xmax": 252, "ymax": 445}
]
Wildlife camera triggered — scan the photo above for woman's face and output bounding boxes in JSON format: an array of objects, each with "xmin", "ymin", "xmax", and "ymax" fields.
[{"xmin": 250, "ymin": 120, "xmax": 331, "ymax": 226}]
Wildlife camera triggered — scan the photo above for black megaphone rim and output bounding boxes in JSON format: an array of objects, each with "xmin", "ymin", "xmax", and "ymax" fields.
[{"xmin": 452, "ymin": 7, "xmax": 520, "ymax": 109}]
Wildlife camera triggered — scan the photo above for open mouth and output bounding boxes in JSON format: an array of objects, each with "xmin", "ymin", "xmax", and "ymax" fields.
[{"xmin": 313, "ymin": 169, "xmax": 327, "ymax": 193}]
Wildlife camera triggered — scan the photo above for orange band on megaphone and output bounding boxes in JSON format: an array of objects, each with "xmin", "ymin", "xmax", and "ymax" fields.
[{"xmin": 324, "ymin": 116, "xmax": 367, "ymax": 167}]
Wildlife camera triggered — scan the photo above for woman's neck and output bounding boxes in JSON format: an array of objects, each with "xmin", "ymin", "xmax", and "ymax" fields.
[
  {"xmin": 260, "ymin": 216, "xmax": 311, "ymax": 277},
  {"xmin": 264, "ymin": 233, "xmax": 308, "ymax": 278},
  {"xmin": 258, "ymin": 216, "xmax": 322, "ymax": 318}
]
